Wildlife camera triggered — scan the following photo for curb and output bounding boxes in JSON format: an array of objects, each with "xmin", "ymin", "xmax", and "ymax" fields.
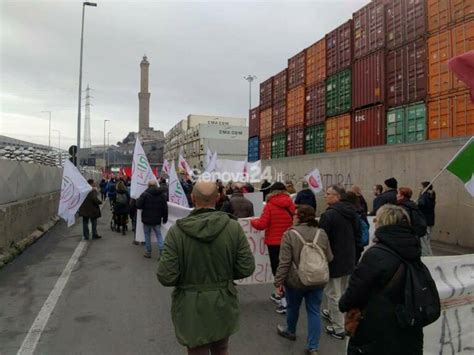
[{"xmin": 0, "ymin": 216, "xmax": 61, "ymax": 269}]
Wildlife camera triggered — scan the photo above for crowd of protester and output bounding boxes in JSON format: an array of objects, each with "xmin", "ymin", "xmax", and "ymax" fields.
[{"xmin": 79, "ymin": 172, "xmax": 437, "ymax": 355}]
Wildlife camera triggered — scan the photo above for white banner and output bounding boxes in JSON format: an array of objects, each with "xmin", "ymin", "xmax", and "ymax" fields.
[
  {"xmin": 169, "ymin": 161, "xmax": 189, "ymax": 208},
  {"xmin": 131, "ymin": 137, "xmax": 156, "ymax": 199},
  {"xmin": 243, "ymin": 192, "xmax": 264, "ymax": 217},
  {"xmin": 58, "ymin": 160, "xmax": 92, "ymax": 227},
  {"xmin": 135, "ymin": 202, "xmax": 192, "ymax": 242},
  {"xmin": 423, "ymin": 254, "xmax": 474, "ymax": 354},
  {"xmin": 305, "ymin": 168, "xmax": 323, "ymax": 194},
  {"xmin": 236, "ymin": 218, "xmax": 273, "ymax": 285}
]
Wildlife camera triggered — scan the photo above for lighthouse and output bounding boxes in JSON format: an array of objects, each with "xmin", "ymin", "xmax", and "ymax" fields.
[{"xmin": 138, "ymin": 55, "xmax": 150, "ymax": 132}]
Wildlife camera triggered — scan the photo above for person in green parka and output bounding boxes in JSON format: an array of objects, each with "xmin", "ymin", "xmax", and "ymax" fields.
[{"xmin": 157, "ymin": 180, "xmax": 256, "ymax": 354}]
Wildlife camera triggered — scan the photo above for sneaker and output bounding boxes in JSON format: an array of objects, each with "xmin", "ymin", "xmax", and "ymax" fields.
[
  {"xmin": 321, "ymin": 309, "xmax": 332, "ymax": 322},
  {"xmin": 143, "ymin": 253, "xmax": 151, "ymax": 259},
  {"xmin": 276, "ymin": 325, "xmax": 296, "ymax": 341},
  {"xmin": 305, "ymin": 349, "xmax": 318, "ymax": 355},
  {"xmin": 325, "ymin": 325, "xmax": 345, "ymax": 340},
  {"xmin": 132, "ymin": 240, "xmax": 139, "ymax": 245},
  {"xmin": 83, "ymin": 237, "xmax": 89, "ymax": 241},
  {"xmin": 275, "ymin": 305, "xmax": 287, "ymax": 314},
  {"xmin": 92, "ymin": 235, "xmax": 102, "ymax": 239},
  {"xmin": 270, "ymin": 292, "xmax": 282, "ymax": 304}
]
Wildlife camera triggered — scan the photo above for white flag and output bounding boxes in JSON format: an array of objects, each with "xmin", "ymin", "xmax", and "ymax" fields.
[
  {"xmin": 169, "ymin": 161, "xmax": 189, "ymax": 207},
  {"xmin": 205, "ymin": 151, "xmax": 218, "ymax": 173},
  {"xmin": 58, "ymin": 160, "xmax": 92, "ymax": 227},
  {"xmin": 162, "ymin": 159, "xmax": 170, "ymax": 176},
  {"xmin": 178, "ymin": 153, "xmax": 194, "ymax": 178},
  {"xmin": 305, "ymin": 168, "xmax": 323, "ymax": 194},
  {"xmin": 205, "ymin": 147, "xmax": 213, "ymax": 167},
  {"xmin": 131, "ymin": 137, "xmax": 156, "ymax": 199}
]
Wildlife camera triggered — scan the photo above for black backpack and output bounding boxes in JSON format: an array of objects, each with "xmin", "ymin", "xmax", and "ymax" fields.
[{"xmin": 375, "ymin": 245, "xmax": 441, "ymax": 328}]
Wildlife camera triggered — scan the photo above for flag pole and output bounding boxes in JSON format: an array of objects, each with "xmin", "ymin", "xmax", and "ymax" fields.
[{"xmin": 421, "ymin": 136, "xmax": 474, "ymax": 194}]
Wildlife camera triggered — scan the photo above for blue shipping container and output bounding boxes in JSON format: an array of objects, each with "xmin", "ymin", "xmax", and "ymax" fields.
[{"xmin": 248, "ymin": 136, "xmax": 260, "ymax": 162}]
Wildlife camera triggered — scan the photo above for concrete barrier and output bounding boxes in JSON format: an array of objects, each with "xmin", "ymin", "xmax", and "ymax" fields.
[
  {"xmin": 0, "ymin": 160, "xmax": 102, "ymax": 261},
  {"xmin": 0, "ymin": 192, "xmax": 60, "ymax": 254},
  {"xmin": 262, "ymin": 137, "xmax": 474, "ymax": 248}
]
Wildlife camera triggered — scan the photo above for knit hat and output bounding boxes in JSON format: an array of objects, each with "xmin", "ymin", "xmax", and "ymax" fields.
[
  {"xmin": 384, "ymin": 177, "xmax": 398, "ymax": 189},
  {"xmin": 270, "ymin": 181, "xmax": 287, "ymax": 192}
]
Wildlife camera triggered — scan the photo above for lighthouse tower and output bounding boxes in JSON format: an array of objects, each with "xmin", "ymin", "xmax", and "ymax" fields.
[{"xmin": 138, "ymin": 55, "xmax": 150, "ymax": 132}]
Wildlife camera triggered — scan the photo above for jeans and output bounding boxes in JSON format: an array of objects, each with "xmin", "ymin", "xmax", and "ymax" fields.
[
  {"xmin": 285, "ymin": 286, "xmax": 323, "ymax": 350},
  {"xmin": 324, "ymin": 276, "xmax": 349, "ymax": 332},
  {"xmin": 143, "ymin": 224, "xmax": 164, "ymax": 254},
  {"xmin": 82, "ymin": 217, "xmax": 98, "ymax": 239},
  {"xmin": 187, "ymin": 337, "xmax": 229, "ymax": 355}
]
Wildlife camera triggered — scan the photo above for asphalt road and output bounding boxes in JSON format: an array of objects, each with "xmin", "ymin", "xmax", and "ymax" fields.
[{"xmin": 0, "ymin": 206, "xmax": 347, "ymax": 355}]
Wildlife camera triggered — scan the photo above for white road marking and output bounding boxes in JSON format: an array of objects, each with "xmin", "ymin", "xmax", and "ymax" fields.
[{"xmin": 16, "ymin": 240, "xmax": 89, "ymax": 355}]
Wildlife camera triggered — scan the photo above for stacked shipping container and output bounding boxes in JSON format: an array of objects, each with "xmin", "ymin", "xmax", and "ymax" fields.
[
  {"xmin": 248, "ymin": 0, "xmax": 474, "ymax": 163},
  {"xmin": 427, "ymin": 1, "xmax": 474, "ymax": 140}
]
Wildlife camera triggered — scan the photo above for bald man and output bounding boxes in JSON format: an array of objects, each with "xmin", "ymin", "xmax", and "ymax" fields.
[{"xmin": 157, "ymin": 181, "xmax": 255, "ymax": 354}]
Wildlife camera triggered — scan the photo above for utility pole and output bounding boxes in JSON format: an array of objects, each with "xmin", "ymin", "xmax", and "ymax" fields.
[
  {"xmin": 83, "ymin": 84, "xmax": 92, "ymax": 148},
  {"xmin": 76, "ymin": 1, "xmax": 97, "ymax": 156},
  {"xmin": 243, "ymin": 75, "xmax": 257, "ymax": 111}
]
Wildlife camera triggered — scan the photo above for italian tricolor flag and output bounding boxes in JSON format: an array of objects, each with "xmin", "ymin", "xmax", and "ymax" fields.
[{"xmin": 446, "ymin": 137, "xmax": 474, "ymax": 197}]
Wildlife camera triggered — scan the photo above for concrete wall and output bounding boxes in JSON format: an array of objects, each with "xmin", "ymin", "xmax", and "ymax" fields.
[
  {"xmin": 0, "ymin": 192, "xmax": 59, "ymax": 252},
  {"xmin": 0, "ymin": 160, "xmax": 62, "ymax": 205},
  {"xmin": 0, "ymin": 161, "xmax": 102, "ymax": 253},
  {"xmin": 262, "ymin": 137, "xmax": 474, "ymax": 248}
]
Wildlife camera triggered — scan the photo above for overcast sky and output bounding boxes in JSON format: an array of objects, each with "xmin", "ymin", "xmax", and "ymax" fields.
[{"xmin": 1, "ymin": 0, "xmax": 367, "ymax": 149}]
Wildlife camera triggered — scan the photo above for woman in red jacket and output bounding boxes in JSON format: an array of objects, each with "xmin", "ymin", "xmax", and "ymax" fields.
[{"xmin": 251, "ymin": 181, "xmax": 296, "ymax": 313}]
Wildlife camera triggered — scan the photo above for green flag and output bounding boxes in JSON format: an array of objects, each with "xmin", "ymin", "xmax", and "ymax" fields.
[{"xmin": 446, "ymin": 137, "xmax": 474, "ymax": 197}]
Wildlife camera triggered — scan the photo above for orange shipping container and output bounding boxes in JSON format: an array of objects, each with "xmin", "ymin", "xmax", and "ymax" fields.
[
  {"xmin": 325, "ymin": 114, "xmax": 351, "ymax": 152},
  {"xmin": 286, "ymin": 86, "xmax": 305, "ymax": 127},
  {"xmin": 259, "ymin": 108, "xmax": 273, "ymax": 138},
  {"xmin": 428, "ymin": 20, "xmax": 474, "ymax": 98},
  {"xmin": 428, "ymin": 0, "xmax": 474, "ymax": 33},
  {"xmin": 428, "ymin": 91, "xmax": 474, "ymax": 139},
  {"xmin": 259, "ymin": 136, "xmax": 272, "ymax": 160},
  {"xmin": 305, "ymin": 39, "xmax": 326, "ymax": 86}
]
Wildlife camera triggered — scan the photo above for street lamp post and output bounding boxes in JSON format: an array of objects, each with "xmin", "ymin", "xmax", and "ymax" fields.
[
  {"xmin": 103, "ymin": 119, "xmax": 109, "ymax": 168},
  {"xmin": 76, "ymin": 1, "xmax": 97, "ymax": 160},
  {"xmin": 41, "ymin": 111, "xmax": 52, "ymax": 148},
  {"xmin": 107, "ymin": 132, "xmax": 112, "ymax": 167},
  {"xmin": 243, "ymin": 75, "xmax": 257, "ymax": 111}
]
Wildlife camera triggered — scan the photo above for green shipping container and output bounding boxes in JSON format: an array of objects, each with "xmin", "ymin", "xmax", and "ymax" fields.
[
  {"xmin": 326, "ymin": 69, "xmax": 351, "ymax": 117},
  {"xmin": 386, "ymin": 103, "xmax": 426, "ymax": 145},
  {"xmin": 406, "ymin": 103, "xmax": 426, "ymax": 143},
  {"xmin": 386, "ymin": 108, "xmax": 405, "ymax": 145},
  {"xmin": 305, "ymin": 124, "xmax": 325, "ymax": 154},
  {"xmin": 271, "ymin": 133, "xmax": 286, "ymax": 159}
]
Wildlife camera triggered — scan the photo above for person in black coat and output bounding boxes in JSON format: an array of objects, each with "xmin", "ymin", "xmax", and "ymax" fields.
[
  {"xmin": 418, "ymin": 182, "xmax": 435, "ymax": 227},
  {"xmin": 78, "ymin": 179, "xmax": 102, "ymax": 240},
  {"xmin": 339, "ymin": 204, "xmax": 423, "ymax": 355},
  {"xmin": 371, "ymin": 177, "xmax": 398, "ymax": 215},
  {"xmin": 261, "ymin": 179, "xmax": 271, "ymax": 200},
  {"xmin": 294, "ymin": 181, "xmax": 317, "ymax": 210},
  {"xmin": 319, "ymin": 185, "xmax": 361, "ymax": 340},
  {"xmin": 136, "ymin": 180, "xmax": 168, "ymax": 258},
  {"xmin": 417, "ymin": 182, "xmax": 435, "ymax": 256},
  {"xmin": 114, "ymin": 181, "xmax": 130, "ymax": 235}
]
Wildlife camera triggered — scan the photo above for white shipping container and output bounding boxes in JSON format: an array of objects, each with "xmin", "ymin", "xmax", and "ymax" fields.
[
  {"xmin": 197, "ymin": 124, "xmax": 248, "ymax": 140},
  {"xmin": 187, "ymin": 114, "xmax": 246, "ymax": 129}
]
